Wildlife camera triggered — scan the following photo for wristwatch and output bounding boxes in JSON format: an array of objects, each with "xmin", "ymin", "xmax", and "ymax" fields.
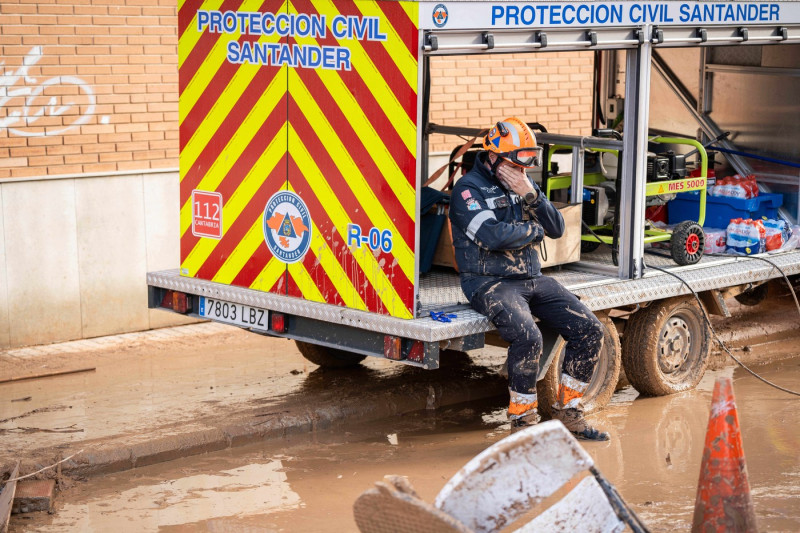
[{"xmin": 523, "ymin": 190, "xmax": 538, "ymax": 206}]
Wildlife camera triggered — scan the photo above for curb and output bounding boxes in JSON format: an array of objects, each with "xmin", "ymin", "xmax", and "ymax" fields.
[{"xmin": 20, "ymin": 369, "xmax": 508, "ymax": 479}]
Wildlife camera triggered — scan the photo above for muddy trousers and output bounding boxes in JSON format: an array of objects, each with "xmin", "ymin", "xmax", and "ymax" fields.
[{"xmin": 469, "ymin": 276, "xmax": 604, "ymax": 412}]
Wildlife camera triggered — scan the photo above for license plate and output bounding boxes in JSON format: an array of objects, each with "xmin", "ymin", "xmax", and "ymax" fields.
[{"xmin": 199, "ymin": 297, "xmax": 269, "ymax": 331}]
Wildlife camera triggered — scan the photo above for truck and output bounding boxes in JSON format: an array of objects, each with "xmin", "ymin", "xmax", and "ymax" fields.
[{"xmin": 150, "ymin": 0, "xmax": 800, "ymax": 413}]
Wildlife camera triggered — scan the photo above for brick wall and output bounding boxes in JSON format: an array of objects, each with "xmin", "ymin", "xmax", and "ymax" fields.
[
  {"xmin": 428, "ymin": 51, "xmax": 594, "ymax": 153},
  {"xmin": 0, "ymin": 0, "xmax": 178, "ymax": 179},
  {"xmin": 0, "ymin": 2, "xmax": 593, "ymax": 179}
]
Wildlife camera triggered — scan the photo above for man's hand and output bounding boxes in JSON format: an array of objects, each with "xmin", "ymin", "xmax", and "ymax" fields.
[{"xmin": 496, "ymin": 161, "xmax": 536, "ymax": 199}]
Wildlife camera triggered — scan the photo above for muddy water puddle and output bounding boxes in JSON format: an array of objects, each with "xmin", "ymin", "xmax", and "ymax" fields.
[{"xmin": 12, "ymin": 356, "xmax": 800, "ymax": 533}]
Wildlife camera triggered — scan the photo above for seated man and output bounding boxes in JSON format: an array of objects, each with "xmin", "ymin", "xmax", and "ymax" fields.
[{"xmin": 448, "ymin": 117, "xmax": 609, "ymax": 441}]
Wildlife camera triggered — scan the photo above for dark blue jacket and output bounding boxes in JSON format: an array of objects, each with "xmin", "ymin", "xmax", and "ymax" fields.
[{"xmin": 449, "ymin": 152, "xmax": 565, "ymax": 299}]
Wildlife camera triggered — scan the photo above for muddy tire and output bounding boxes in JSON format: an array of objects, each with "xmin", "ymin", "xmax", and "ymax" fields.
[
  {"xmin": 621, "ymin": 297, "xmax": 711, "ymax": 396},
  {"xmin": 537, "ymin": 313, "xmax": 621, "ymax": 417},
  {"xmin": 295, "ymin": 341, "xmax": 366, "ymax": 368}
]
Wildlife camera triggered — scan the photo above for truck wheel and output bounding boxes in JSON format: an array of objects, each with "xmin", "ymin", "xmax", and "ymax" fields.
[
  {"xmin": 537, "ymin": 313, "xmax": 621, "ymax": 417},
  {"xmin": 670, "ymin": 221, "xmax": 704, "ymax": 266},
  {"xmin": 621, "ymin": 297, "xmax": 711, "ymax": 396},
  {"xmin": 295, "ymin": 341, "xmax": 366, "ymax": 368},
  {"xmin": 734, "ymin": 282, "xmax": 768, "ymax": 306}
]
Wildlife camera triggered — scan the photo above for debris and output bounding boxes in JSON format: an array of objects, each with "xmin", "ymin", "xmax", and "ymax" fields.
[
  {"xmin": 1, "ymin": 450, "xmax": 83, "ymax": 486},
  {"xmin": 0, "ymin": 367, "xmax": 96, "ymax": 385},
  {"xmin": 0, "ymin": 405, "xmax": 69, "ymax": 424},
  {"xmin": 10, "ymin": 397, "xmax": 31, "ymax": 403},
  {"xmin": 0, "ymin": 462, "xmax": 20, "ymax": 533},
  {"xmin": 11, "ymin": 479, "xmax": 55, "ymax": 515}
]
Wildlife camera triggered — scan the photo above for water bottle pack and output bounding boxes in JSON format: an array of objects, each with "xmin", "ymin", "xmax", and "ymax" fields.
[
  {"xmin": 762, "ymin": 218, "xmax": 792, "ymax": 251},
  {"xmin": 711, "ymin": 174, "xmax": 759, "ymax": 199},
  {"xmin": 726, "ymin": 218, "xmax": 765, "ymax": 255}
]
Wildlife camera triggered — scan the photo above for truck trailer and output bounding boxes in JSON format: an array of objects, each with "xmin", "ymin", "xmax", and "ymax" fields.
[{"xmin": 150, "ymin": 0, "xmax": 800, "ymax": 412}]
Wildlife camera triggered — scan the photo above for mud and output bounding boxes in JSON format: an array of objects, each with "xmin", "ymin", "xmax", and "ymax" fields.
[{"xmin": 10, "ymin": 351, "xmax": 800, "ymax": 533}]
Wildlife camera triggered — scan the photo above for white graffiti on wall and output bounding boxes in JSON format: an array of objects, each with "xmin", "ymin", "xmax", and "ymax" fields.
[{"xmin": 0, "ymin": 46, "xmax": 106, "ymax": 137}]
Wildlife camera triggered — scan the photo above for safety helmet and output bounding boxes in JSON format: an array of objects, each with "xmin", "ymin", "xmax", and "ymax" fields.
[{"xmin": 483, "ymin": 117, "xmax": 541, "ymax": 168}]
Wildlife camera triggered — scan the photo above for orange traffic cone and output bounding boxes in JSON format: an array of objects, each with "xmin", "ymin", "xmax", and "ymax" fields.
[{"xmin": 691, "ymin": 377, "xmax": 757, "ymax": 532}]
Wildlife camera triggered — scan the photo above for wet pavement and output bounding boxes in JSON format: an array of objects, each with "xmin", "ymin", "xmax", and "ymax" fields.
[
  {"xmin": 9, "ymin": 353, "xmax": 800, "ymax": 533},
  {"xmin": 0, "ymin": 324, "xmax": 507, "ymax": 476}
]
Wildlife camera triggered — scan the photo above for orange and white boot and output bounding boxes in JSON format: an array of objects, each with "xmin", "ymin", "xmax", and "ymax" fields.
[
  {"xmin": 551, "ymin": 374, "xmax": 609, "ymax": 441},
  {"xmin": 508, "ymin": 389, "xmax": 539, "ymax": 432}
]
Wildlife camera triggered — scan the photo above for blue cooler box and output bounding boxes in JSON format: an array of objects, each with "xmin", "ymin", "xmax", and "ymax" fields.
[{"xmin": 668, "ymin": 191, "xmax": 783, "ymax": 228}]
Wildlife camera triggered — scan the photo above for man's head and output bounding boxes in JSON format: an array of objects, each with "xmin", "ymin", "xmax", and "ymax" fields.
[{"xmin": 483, "ymin": 118, "xmax": 541, "ymax": 169}]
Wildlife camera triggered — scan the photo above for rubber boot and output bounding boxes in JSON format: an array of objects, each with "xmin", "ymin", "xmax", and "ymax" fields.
[
  {"xmin": 508, "ymin": 389, "xmax": 539, "ymax": 434},
  {"xmin": 551, "ymin": 407, "xmax": 610, "ymax": 441}
]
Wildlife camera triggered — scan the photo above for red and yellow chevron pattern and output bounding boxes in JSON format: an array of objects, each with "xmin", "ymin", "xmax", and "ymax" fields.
[{"xmin": 178, "ymin": 0, "xmax": 418, "ymax": 318}]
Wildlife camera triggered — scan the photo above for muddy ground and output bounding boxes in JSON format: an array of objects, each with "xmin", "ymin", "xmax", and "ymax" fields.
[
  {"xmin": 9, "ymin": 354, "xmax": 800, "ymax": 532},
  {"xmin": 2, "ymin": 289, "xmax": 800, "ymax": 531}
]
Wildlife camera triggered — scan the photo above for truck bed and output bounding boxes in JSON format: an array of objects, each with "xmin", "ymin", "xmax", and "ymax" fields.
[{"xmin": 148, "ymin": 248, "xmax": 800, "ymax": 343}]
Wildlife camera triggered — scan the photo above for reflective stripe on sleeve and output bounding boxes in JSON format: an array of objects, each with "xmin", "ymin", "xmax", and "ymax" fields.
[{"xmin": 466, "ymin": 210, "xmax": 496, "ymax": 240}]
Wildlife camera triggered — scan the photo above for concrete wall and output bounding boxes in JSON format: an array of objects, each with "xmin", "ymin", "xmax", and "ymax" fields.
[{"xmin": 0, "ymin": 171, "xmax": 196, "ymax": 350}]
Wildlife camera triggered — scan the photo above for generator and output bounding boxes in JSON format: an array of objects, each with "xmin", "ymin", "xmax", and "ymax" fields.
[{"xmin": 646, "ymin": 151, "xmax": 686, "ymax": 182}]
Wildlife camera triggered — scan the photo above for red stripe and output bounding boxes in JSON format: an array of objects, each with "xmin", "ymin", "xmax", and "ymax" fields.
[
  {"xmin": 288, "ymin": 33, "xmax": 416, "ymax": 188},
  {"xmin": 179, "ymin": 0, "xmax": 250, "ymax": 94},
  {"xmin": 182, "ymin": 110, "xmax": 287, "ymax": 276},
  {"xmin": 181, "ymin": 64, "xmax": 283, "ymax": 192},
  {"xmin": 286, "ymin": 255, "xmax": 345, "ymax": 308},
  {"xmin": 180, "ymin": 30, "xmax": 272, "ymax": 150},
  {"xmin": 289, "ymin": 97, "xmax": 414, "ymax": 298},
  {"xmin": 376, "ymin": 0, "xmax": 419, "ymax": 58},
  {"xmin": 291, "ymin": 70, "xmax": 413, "ymax": 229},
  {"xmin": 178, "ymin": 0, "xmax": 205, "ymax": 40},
  {"xmin": 231, "ymin": 244, "xmax": 286, "ymax": 294},
  {"xmin": 313, "ymin": 0, "xmax": 417, "ymax": 123},
  {"xmin": 286, "ymin": 159, "xmax": 384, "ymax": 313},
  {"xmin": 288, "ymin": 156, "xmax": 413, "ymax": 315}
]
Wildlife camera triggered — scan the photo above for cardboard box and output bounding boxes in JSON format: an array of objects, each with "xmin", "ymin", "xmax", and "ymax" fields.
[{"xmin": 433, "ymin": 202, "xmax": 582, "ymax": 270}]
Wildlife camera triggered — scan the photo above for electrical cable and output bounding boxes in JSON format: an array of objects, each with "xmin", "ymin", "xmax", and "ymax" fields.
[
  {"xmin": 581, "ymin": 219, "xmax": 800, "ymax": 396},
  {"xmin": 646, "ymin": 261, "xmax": 800, "ymax": 397}
]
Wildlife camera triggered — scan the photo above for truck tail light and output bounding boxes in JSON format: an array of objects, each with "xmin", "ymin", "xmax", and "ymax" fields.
[
  {"xmin": 270, "ymin": 312, "xmax": 288, "ymax": 333},
  {"xmin": 384, "ymin": 335, "xmax": 402, "ymax": 360},
  {"xmin": 160, "ymin": 290, "xmax": 191, "ymax": 314}
]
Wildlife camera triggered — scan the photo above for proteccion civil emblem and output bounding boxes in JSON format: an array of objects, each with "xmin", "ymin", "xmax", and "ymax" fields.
[
  {"xmin": 432, "ymin": 3, "xmax": 448, "ymax": 28},
  {"xmin": 263, "ymin": 190, "xmax": 312, "ymax": 264}
]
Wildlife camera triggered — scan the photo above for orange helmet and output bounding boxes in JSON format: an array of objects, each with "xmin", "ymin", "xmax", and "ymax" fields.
[{"xmin": 483, "ymin": 117, "xmax": 541, "ymax": 168}]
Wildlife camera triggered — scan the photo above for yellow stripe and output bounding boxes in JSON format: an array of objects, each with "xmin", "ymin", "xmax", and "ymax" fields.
[
  {"xmin": 178, "ymin": 0, "xmax": 225, "ymax": 69},
  {"xmin": 353, "ymin": 0, "xmax": 417, "ymax": 90},
  {"xmin": 287, "ymin": 263, "xmax": 326, "ymax": 303},
  {"xmin": 180, "ymin": 0, "xmax": 283, "ymax": 125},
  {"xmin": 180, "ymin": 122, "xmax": 287, "ymax": 277},
  {"xmin": 288, "ymin": 124, "xmax": 412, "ymax": 318},
  {"xmin": 288, "ymin": 70, "xmax": 413, "ymax": 283},
  {"xmin": 304, "ymin": 0, "xmax": 416, "ymax": 157},
  {"xmin": 399, "ymin": 0, "xmax": 417, "ymax": 23},
  {"xmin": 284, "ymin": 183, "xmax": 367, "ymax": 310},
  {"xmin": 179, "ymin": 72, "xmax": 286, "ymax": 238},
  {"xmin": 249, "ymin": 257, "xmax": 286, "ymax": 293},
  {"xmin": 284, "ymin": 52, "xmax": 414, "ymax": 223},
  {"xmin": 212, "ymin": 218, "xmax": 266, "ymax": 285}
]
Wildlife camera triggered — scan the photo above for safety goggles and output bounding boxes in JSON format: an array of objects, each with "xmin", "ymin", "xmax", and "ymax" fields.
[{"xmin": 499, "ymin": 146, "xmax": 542, "ymax": 168}]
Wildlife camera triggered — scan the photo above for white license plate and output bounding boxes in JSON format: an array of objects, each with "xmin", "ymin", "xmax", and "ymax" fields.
[{"xmin": 199, "ymin": 297, "xmax": 269, "ymax": 331}]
